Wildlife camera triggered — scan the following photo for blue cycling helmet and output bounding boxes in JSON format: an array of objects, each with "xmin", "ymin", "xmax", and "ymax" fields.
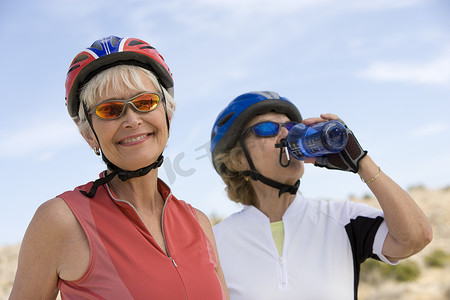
[{"xmin": 211, "ymin": 91, "xmax": 302, "ymax": 173}]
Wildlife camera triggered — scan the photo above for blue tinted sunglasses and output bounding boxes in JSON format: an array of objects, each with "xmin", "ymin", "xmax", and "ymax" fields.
[{"xmin": 243, "ymin": 121, "xmax": 297, "ymax": 137}]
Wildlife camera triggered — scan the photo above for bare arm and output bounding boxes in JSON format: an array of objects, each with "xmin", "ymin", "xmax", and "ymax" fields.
[
  {"xmin": 358, "ymin": 155, "xmax": 433, "ymax": 261},
  {"xmin": 195, "ymin": 209, "xmax": 230, "ymax": 300},
  {"xmin": 303, "ymin": 113, "xmax": 433, "ymax": 262}
]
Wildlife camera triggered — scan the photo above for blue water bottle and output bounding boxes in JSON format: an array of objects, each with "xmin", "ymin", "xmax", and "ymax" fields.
[{"xmin": 285, "ymin": 120, "xmax": 348, "ymax": 160}]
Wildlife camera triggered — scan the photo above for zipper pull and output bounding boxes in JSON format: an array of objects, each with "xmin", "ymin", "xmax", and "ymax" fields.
[{"xmin": 169, "ymin": 256, "xmax": 178, "ymax": 268}]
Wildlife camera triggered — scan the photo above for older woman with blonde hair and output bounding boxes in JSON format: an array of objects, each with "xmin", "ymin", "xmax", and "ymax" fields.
[
  {"xmin": 9, "ymin": 36, "xmax": 228, "ymax": 300},
  {"xmin": 211, "ymin": 91, "xmax": 432, "ymax": 300}
]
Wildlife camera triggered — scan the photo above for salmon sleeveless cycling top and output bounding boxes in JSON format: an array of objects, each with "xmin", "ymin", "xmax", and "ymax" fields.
[{"xmin": 58, "ymin": 177, "xmax": 225, "ymax": 299}]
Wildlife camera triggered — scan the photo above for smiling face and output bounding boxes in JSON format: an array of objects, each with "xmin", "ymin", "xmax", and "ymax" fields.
[
  {"xmin": 240, "ymin": 112, "xmax": 304, "ymax": 186},
  {"xmin": 86, "ymin": 71, "xmax": 169, "ymax": 171}
]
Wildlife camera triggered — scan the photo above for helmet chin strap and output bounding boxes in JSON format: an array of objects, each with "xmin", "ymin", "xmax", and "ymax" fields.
[
  {"xmin": 80, "ymin": 94, "xmax": 169, "ymax": 198},
  {"xmin": 275, "ymin": 139, "xmax": 290, "ymax": 168},
  {"xmin": 239, "ymin": 137, "xmax": 300, "ymax": 197},
  {"xmin": 80, "ymin": 152, "xmax": 164, "ymax": 198}
]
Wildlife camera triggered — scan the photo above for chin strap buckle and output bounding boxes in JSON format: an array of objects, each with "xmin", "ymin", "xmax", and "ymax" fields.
[
  {"xmin": 275, "ymin": 139, "xmax": 290, "ymax": 168},
  {"xmin": 80, "ymin": 155, "xmax": 165, "ymax": 198}
]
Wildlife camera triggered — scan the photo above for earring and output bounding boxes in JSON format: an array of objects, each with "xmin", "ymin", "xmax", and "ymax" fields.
[
  {"xmin": 93, "ymin": 147, "xmax": 101, "ymax": 156},
  {"xmin": 244, "ymin": 176, "xmax": 250, "ymax": 182}
]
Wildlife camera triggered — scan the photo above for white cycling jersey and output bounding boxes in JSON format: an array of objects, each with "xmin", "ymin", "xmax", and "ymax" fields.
[{"xmin": 214, "ymin": 194, "xmax": 395, "ymax": 300}]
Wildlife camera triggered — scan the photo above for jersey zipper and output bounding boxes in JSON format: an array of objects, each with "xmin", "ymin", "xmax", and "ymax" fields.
[
  {"xmin": 161, "ymin": 193, "xmax": 188, "ymax": 299},
  {"xmin": 268, "ymin": 221, "xmax": 288, "ymax": 289},
  {"xmin": 106, "ymin": 183, "xmax": 189, "ymax": 298}
]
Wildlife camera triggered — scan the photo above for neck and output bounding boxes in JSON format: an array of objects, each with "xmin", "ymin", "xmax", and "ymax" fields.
[
  {"xmin": 251, "ymin": 181, "xmax": 296, "ymax": 222},
  {"xmin": 107, "ymin": 168, "xmax": 162, "ymax": 211}
]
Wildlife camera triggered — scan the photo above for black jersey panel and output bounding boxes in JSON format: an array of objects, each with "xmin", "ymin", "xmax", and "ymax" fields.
[{"xmin": 345, "ymin": 215, "xmax": 384, "ymax": 300}]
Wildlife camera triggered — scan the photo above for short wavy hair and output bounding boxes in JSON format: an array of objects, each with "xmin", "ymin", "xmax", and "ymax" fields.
[
  {"xmin": 77, "ymin": 65, "xmax": 176, "ymax": 137},
  {"xmin": 214, "ymin": 142, "xmax": 256, "ymax": 206}
]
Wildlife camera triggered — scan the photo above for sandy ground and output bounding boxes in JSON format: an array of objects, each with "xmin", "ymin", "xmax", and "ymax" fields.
[{"xmin": 1, "ymin": 187, "xmax": 449, "ymax": 299}]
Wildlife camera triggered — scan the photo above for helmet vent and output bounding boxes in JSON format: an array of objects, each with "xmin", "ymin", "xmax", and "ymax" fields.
[
  {"xmin": 140, "ymin": 45, "xmax": 156, "ymax": 50},
  {"xmin": 67, "ymin": 64, "xmax": 80, "ymax": 74},
  {"xmin": 91, "ymin": 41, "xmax": 103, "ymax": 51},
  {"xmin": 218, "ymin": 112, "xmax": 234, "ymax": 127},
  {"xmin": 110, "ymin": 36, "xmax": 120, "ymax": 47},
  {"xmin": 129, "ymin": 40, "xmax": 145, "ymax": 46},
  {"xmin": 73, "ymin": 54, "xmax": 89, "ymax": 64}
]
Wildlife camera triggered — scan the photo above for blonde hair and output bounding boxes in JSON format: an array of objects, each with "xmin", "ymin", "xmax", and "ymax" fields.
[
  {"xmin": 214, "ymin": 143, "xmax": 256, "ymax": 206},
  {"xmin": 77, "ymin": 65, "xmax": 175, "ymax": 137}
]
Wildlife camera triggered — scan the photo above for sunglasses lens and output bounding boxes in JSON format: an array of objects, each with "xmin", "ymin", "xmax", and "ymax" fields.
[
  {"xmin": 94, "ymin": 93, "xmax": 161, "ymax": 119},
  {"xmin": 133, "ymin": 93, "xmax": 160, "ymax": 112},
  {"xmin": 95, "ymin": 102, "xmax": 124, "ymax": 119},
  {"xmin": 253, "ymin": 122, "xmax": 280, "ymax": 136}
]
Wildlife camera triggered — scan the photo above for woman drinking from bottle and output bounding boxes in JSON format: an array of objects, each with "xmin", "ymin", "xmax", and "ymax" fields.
[{"xmin": 210, "ymin": 91, "xmax": 432, "ymax": 300}]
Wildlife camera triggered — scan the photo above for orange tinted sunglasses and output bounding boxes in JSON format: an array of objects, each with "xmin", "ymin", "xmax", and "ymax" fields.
[{"xmin": 91, "ymin": 92, "xmax": 161, "ymax": 120}]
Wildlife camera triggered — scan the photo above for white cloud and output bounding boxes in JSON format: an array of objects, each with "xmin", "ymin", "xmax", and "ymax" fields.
[
  {"xmin": 112, "ymin": 0, "xmax": 425, "ymax": 43},
  {"xmin": 192, "ymin": 0, "xmax": 324, "ymax": 14},
  {"xmin": 348, "ymin": 0, "xmax": 423, "ymax": 11},
  {"xmin": 358, "ymin": 50, "xmax": 450, "ymax": 86},
  {"xmin": 40, "ymin": 0, "xmax": 109, "ymax": 18},
  {"xmin": 190, "ymin": 0, "xmax": 422, "ymax": 15},
  {"xmin": 0, "ymin": 119, "xmax": 81, "ymax": 159},
  {"xmin": 409, "ymin": 121, "xmax": 449, "ymax": 138}
]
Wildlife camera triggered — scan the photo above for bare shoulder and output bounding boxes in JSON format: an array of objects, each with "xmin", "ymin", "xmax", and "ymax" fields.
[
  {"xmin": 192, "ymin": 209, "xmax": 230, "ymax": 299},
  {"xmin": 37, "ymin": 198, "xmax": 90, "ymax": 279},
  {"xmin": 19, "ymin": 197, "xmax": 87, "ymax": 270},
  {"xmin": 9, "ymin": 198, "xmax": 82, "ymax": 299},
  {"xmin": 193, "ymin": 208, "xmax": 213, "ymax": 232},
  {"xmin": 28, "ymin": 197, "xmax": 82, "ymax": 244},
  {"xmin": 193, "ymin": 208, "xmax": 216, "ymax": 247},
  {"xmin": 25, "ymin": 197, "xmax": 78, "ymax": 245},
  {"xmin": 9, "ymin": 197, "xmax": 89, "ymax": 299},
  {"xmin": 38, "ymin": 196, "xmax": 75, "ymax": 221}
]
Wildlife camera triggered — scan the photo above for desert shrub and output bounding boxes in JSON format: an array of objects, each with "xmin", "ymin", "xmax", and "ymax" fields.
[
  {"xmin": 362, "ymin": 193, "xmax": 372, "ymax": 200},
  {"xmin": 361, "ymin": 259, "xmax": 421, "ymax": 282},
  {"xmin": 424, "ymin": 249, "xmax": 450, "ymax": 268},
  {"xmin": 360, "ymin": 259, "xmax": 384, "ymax": 283},
  {"xmin": 382, "ymin": 260, "xmax": 421, "ymax": 282},
  {"xmin": 361, "ymin": 259, "xmax": 383, "ymax": 273}
]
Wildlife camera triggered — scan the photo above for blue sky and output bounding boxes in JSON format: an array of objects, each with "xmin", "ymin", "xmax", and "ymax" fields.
[{"xmin": 1, "ymin": 0, "xmax": 449, "ymax": 246}]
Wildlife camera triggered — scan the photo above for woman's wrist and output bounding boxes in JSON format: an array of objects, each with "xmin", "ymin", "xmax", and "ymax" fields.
[{"xmin": 357, "ymin": 155, "xmax": 381, "ymax": 184}]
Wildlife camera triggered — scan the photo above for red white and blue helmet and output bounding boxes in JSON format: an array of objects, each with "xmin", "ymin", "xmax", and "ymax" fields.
[
  {"xmin": 65, "ymin": 35, "xmax": 173, "ymax": 121},
  {"xmin": 210, "ymin": 91, "xmax": 302, "ymax": 173}
]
